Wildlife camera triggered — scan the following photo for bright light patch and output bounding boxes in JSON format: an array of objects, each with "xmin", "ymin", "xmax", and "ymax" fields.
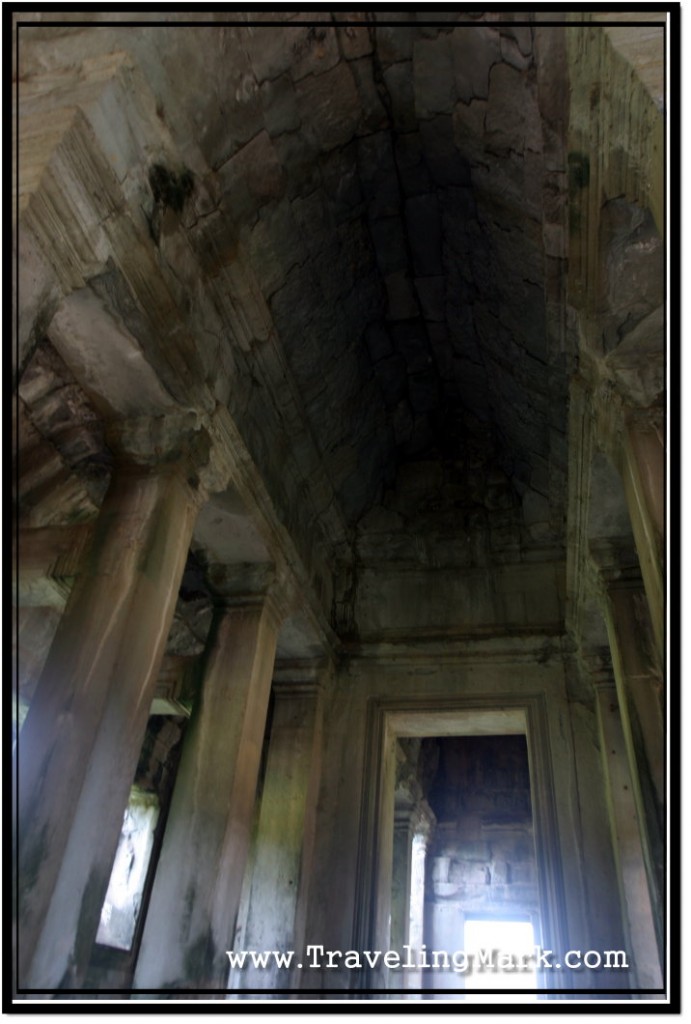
[
  {"xmin": 463, "ymin": 918, "xmax": 537, "ymax": 1002},
  {"xmin": 96, "ymin": 789, "xmax": 159, "ymax": 951}
]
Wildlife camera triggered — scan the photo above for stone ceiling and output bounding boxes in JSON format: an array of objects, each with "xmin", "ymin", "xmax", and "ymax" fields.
[{"xmin": 17, "ymin": 14, "xmax": 577, "ymax": 571}]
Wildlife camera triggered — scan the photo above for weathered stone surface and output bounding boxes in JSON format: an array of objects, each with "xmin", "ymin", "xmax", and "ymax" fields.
[
  {"xmin": 294, "ymin": 61, "xmax": 360, "ymax": 151},
  {"xmin": 337, "ymin": 19, "xmax": 373, "ymax": 61},
  {"xmin": 394, "ymin": 131, "xmax": 433, "ymax": 195},
  {"xmin": 374, "ymin": 23, "xmax": 415, "ymax": 65},
  {"xmin": 289, "ymin": 22, "xmax": 341, "ymax": 82},
  {"xmin": 259, "ymin": 74, "xmax": 301, "ymax": 137},
  {"xmin": 14, "ymin": 20, "xmax": 665, "ymax": 1003},
  {"xmin": 414, "ymin": 276, "xmax": 445, "ymax": 322},
  {"xmin": 357, "ymin": 131, "xmax": 401, "ymax": 216},
  {"xmin": 420, "ymin": 115, "xmax": 471, "ymax": 186},
  {"xmin": 369, "ymin": 215, "xmax": 409, "ymax": 274},
  {"xmin": 383, "ymin": 61, "xmax": 417, "ymax": 134},
  {"xmin": 384, "ymin": 270, "xmax": 419, "ymax": 321},
  {"xmin": 349, "ymin": 57, "xmax": 389, "ymax": 132},
  {"xmin": 450, "ymin": 26, "xmax": 502, "ymax": 103},
  {"xmin": 485, "ymin": 63, "xmax": 543, "ymax": 156},
  {"xmin": 405, "ymin": 194, "xmax": 443, "ymax": 276},
  {"xmin": 412, "ymin": 34, "xmax": 456, "ymax": 118}
]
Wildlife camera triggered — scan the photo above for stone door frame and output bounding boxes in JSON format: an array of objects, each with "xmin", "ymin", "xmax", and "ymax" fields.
[{"xmin": 352, "ymin": 693, "xmax": 569, "ymax": 996}]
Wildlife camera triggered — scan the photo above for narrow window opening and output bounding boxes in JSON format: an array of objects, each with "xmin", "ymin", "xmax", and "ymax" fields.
[{"xmin": 96, "ymin": 788, "xmax": 160, "ymax": 952}]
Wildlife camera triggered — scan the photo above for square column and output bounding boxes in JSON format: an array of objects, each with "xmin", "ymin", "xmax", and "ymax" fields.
[
  {"xmin": 390, "ymin": 815, "xmax": 415, "ymax": 955},
  {"xmin": 593, "ymin": 679, "xmax": 663, "ymax": 990},
  {"xmin": 604, "ymin": 580, "xmax": 664, "ymax": 813},
  {"xmin": 16, "ymin": 456, "xmax": 204, "ymax": 991},
  {"xmin": 234, "ymin": 670, "xmax": 326, "ymax": 993},
  {"xmin": 620, "ymin": 411, "xmax": 665, "ymax": 660},
  {"xmin": 133, "ymin": 573, "xmax": 286, "ymax": 991}
]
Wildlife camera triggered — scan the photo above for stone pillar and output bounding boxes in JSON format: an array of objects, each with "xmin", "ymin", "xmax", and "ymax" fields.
[
  {"xmin": 593, "ymin": 678, "xmax": 663, "ymax": 990},
  {"xmin": 602, "ymin": 577, "xmax": 664, "ymax": 812},
  {"xmin": 16, "ymin": 420, "xmax": 212, "ymax": 990},
  {"xmin": 133, "ymin": 567, "xmax": 287, "ymax": 992},
  {"xmin": 235, "ymin": 668, "xmax": 326, "ymax": 993},
  {"xmin": 620, "ymin": 410, "xmax": 665, "ymax": 660},
  {"xmin": 598, "ymin": 566, "xmax": 665, "ymax": 965},
  {"xmin": 389, "ymin": 745, "xmax": 422, "ymax": 965},
  {"xmin": 407, "ymin": 803, "xmax": 435, "ymax": 992},
  {"xmin": 389, "ymin": 780, "xmax": 435, "ymax": 994},
  {"xmin": 390, "ymin": 814, "xmax": 414, "ymax": 956}
]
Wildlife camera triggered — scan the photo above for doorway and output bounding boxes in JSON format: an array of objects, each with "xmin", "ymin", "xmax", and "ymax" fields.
[{"xmin": 353, "ymin": 697, "xmax": 567, "ymax": 998}]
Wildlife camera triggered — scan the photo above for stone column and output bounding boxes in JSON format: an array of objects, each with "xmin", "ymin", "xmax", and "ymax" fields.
[
  {"xmin": 133, "ymin": 567, "xmax": 287, "ymax": 992},
  {"xmin": 235, "ymin": 668, "xmax": 326, "ymax": 993},
  {"xmin": 620, "ymin": 410, "xmax": 665, "ymax": 660},
  {"xmin": 389, "ymin": 775, "xmax": 435, "ymax": 994},
  {"xmin": 593, "ymin": 678, "xmax": 663, "ymax": 990},
  {"xmin": 16, "ymin": 416, "xmax": 215, "ymax": 991},
  {"xmin": 390, "ymin": 813, "xmax": 415, "ymax": 957},
  {"xmin": 389, "ymin": 745, "xmax": 422, "ymax": 968},
  {"xmin": 602, "ymin": 576, "xmax": 664, "ymax": 812},
  {"xmin": 407, "ymin": 803, "xmax": 435, "ymax": 992}
]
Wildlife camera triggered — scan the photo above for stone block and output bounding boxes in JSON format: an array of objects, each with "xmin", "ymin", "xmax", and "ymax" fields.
[
  {"xmin": 395, "ymin": 132, "xmax": 433, "ymax": 195},
  {"xmin": 420, "ymin": 116, "xmax": 472, "ymax": 187},
  {"xmin": 373, "ymin": 353, "xmax": 408, "ymax": 408},
  {"xmin": 500, "ymin": 25, "xmax": 533, "ymax": 57},
  {"xmin": 289, "ymin": 23, "xmax": 341, "ymax": 82},
  {"xmin": 405, "ymin": 194, "xmax": 443, "ymax": 276},
  {"xmin": 349, "ymin": 58, "xmax": 389, "ymax": 132},
  {"xmin": 414, "ymin": 277, "xmax": 446, "ymax": 322},
  {"xmin": 390, "ymin": 322, "xmax": 432, "ymax": 374},
  {"xmin": 413, "ymin": 35, "xmax": 456, "ymax": 118},
  {"xmin": 450, "ymin": 26, "xmax": 501, "ymax": 103},
  {"xmin": 259, "ymin": 74, "xmax": 301, "ymax": 137},
  {"xmin": 490, "ymin": 858, "xmax": 509, "ymax": 884},
  {"xmin": 320, "ymin": 142, "xmax": 364, "ymax": 220},
  {"xmin": 408, "ymin": 370, "xmax": 440, "ymax": 416},
  {"xmin": 364, "ymin": 322, "xmax": 394, "ymax": 364},
  {"xmin": 500, "ymin": 33, "xmax": 533, "ymax": 72},
  {"xmin": 220, "ymin": 131, "xmax": 285, "ymax": 205},
  {"xmin": 247, "ymin": 202, "xmax": 302, "ymax": 297},
  {"xmin": 374, "ymin": 24, "xmax": 415, "ymax": 65},
  {"xmin": 357, "ymin": 132, "xmax": 401, "ymax": 217},
  {"xmin": 384, "ymin": 271, "xmax": 419, "ymax": 320},
  {"xmin": 452, "ymin": 97, "xmax": 488, "ymax": 166},
  {"xmin": 337, "ymin": 19, "xmax": 373, "ymax": 60},
  {"xmin": 392, "ymin": 399, "xmax": 414, "ymax": 444},
  {"xmin": 485, "ymin": 63, "xmax": 543, "ymax": 157},
  {"xmin": 383, "ymin": 62, "xmax": 417, "ymax": 134},
  {"xmin": 290, "ymin": 191, "xmax": 334, "ymax": 258},
  {"xmin": 369, "ymin": 216, "xmax": 409, "ymax": 274},
  {"xmin": 295, "ymin": 62, "xmax": 360, "ymax": 151},
  {"xmin": 245, "ymin": 26, "xmax": 299, "ymax": 83},
  {"xmin": 271, "ymin": 130, "xmax": 321, "ymax": 198},
  {"xmin": 454, "ymin": 840, "xmax": 491, "ymax": 861}
]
